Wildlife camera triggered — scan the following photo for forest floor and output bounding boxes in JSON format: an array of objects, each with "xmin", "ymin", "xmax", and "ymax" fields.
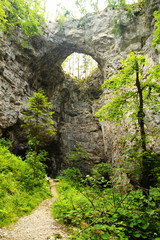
[{"xmin": 0, "ymin": 181, "xmax": 69, "ymax": 240}]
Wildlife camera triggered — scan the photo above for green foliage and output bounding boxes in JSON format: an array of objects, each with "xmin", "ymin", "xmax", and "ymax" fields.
[
  {"xmin": 52, "ymin": 180, "xmax": 89, "ymax": 225},
  {"xmin": 92, "ymin": 163, "xmax": 113, "ymax": 179},
  {"xmin": 22, "ymin": 89, "xmax": 56, "ymax": 148},
  {"xmin": 0, "ymin": 0, "xmax": 46, "ymax": 37},
  {"xmin": 74, "ymin": 0, "xmax": 101, "ymax": 15},
  {"xmin": 95, "ymin": 52, "xmax": 160, "ymax": 191},
  {"xmin": 108, "ymin": 0, "xmax": 126, "ymax": 9},
  {"xmin": 22, "ymin": 89, "xmax": 56, "ymax": 179},
  {"xmin": 80, "ymin": 163, "xmax": 113, "ymax": 189},
  {"xmin": 56, "ymin": 4, "xmax": 73, "ymax": 31},
  {"xmin": 0, "ymin": 142, "xmax": 51, "ymax": 227},
  {"xmin": 123, "ymin": 148, "xmax": 160, "ymax": 188},
  {"xmin": 55, "ymin": 0, "xmax": 146, "ymax": 33},
  {"xmin": 0, "ymin": 138, "xmax": 12, "ymax": 148},
  {"xmin": 25, "ymin": 149, "xmax": 48, "ymax": 181},
  {"xmin": 111, "ymin": 0, "xmax": 148, "ymax": 36},
  {"xmin": 112, "ymin": 18, "xmax": 125, "ymax": 35},
  {"xmin": 95, "ymin": 52, "xmax": 160, "ymax": 130},
  {"xmin": 52, "ymin": 177, "xmax": 160, "ymax": 239},
  {"xmin": 95, "ymin": 52, "xmax": 153, "ymax": 121},
  {"xmin": 60, "ymin": 167, "xmax": 83, "ymax": 185},
  {"xmin": 75, "ymin": 0, "xmax": 88, "ymax": 15},
  {"xmin": 65, "ymin": 143, "xmax": 89, "ymax": 174},
  {"xmin": 56, "ymin": 14, "xmax": 67, "ymax": 31},
  {"xmin": 153, "ymin": 11, "xmax": 160, "ymax": 47}
]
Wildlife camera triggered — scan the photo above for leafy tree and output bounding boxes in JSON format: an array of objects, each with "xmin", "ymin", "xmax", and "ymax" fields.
[
  {"xmin": 0, "ymin": 0, "xmax": 46, "ymax": 37},
  {"xmin": 107, "ymin": 0, "xmax": 126, "ymax": 8},
  {"xmin": 56, "ymin": 0, "xmax": 102, "ymax": 24},
  {"xmin": 152, "ymin": 11, "xmax": 160, "ymax": 47},
  {"xmin": 90, "ymin": 0, "xmax": 99, "ymax": 12},
  {"xmin": 95, "ymin": 52, "xmax": 160, "ymax": 195},
  {"xmin": 22, "ymin": 89, "xmax": 56, "ymax": 178},
  {"xmin": 75, "ymin": 0, "xmax": 88, "ymax": 15},
  {"xmin": 22, "ymin": 89, "xmax": 56, "ymax": 150}
]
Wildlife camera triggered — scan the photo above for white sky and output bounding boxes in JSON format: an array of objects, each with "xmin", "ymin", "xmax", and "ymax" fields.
[{"xmin": 45, "ymin": 0, "xmax": 137, "ymax": 21}]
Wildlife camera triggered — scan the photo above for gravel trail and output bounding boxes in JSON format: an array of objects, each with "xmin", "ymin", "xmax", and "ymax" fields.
[{"xmin": 0, "ymin": 182, "xmax": 68, "ymax": 240}]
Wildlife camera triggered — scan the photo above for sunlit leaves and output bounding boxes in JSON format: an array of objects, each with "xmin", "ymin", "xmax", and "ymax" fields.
[
  {"xmin": 0, "ymin": 0, "xmax": 46, "ymax": 36},
  {"xmin": 95, "ymin": 52, "xmax": 159, "ymax": 122},
  {"xmin": 95, "ymin": 95, "xmax": 126, "ymax": 121},
  {"xmin": 0, "ymin": 143, "xmax": 50, "ymax": 227},
  {"xmin": 52, "ymin": 174, "xmax": 160, "ymax": 239},
  {"xmin": 22, "ymin": 89, "xmax": 56, "ymax": 145},
  {"xmin": 152, "ymin": 11, "xmax": 160, "ymax": 47},
  {"xmin": 95, "ymin": 53, "xmax": 160, "ymax": 193}
]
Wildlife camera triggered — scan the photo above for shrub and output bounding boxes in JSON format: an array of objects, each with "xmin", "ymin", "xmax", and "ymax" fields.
[
  {"xmin": 0, "ymin": 142, "xmax": 51, "ymax": 227},
  {"xmin": 60, "ymin": 167, "xmax": 82, "ymax": 185},
  {"xmin": 52, "ymin": 177, "xmax": 160, "ymax": 239}
]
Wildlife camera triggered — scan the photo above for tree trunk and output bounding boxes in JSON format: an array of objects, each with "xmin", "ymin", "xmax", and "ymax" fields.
[
  {"xmin": 77, "ymin": 54, "xmax": 80, "ymax": 79},
  {"xmin": 135, "ymin": 61, "xmax": 150, "ymax": 197}
]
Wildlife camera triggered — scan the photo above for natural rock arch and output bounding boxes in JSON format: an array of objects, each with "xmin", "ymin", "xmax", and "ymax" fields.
[
  {"xmin": 0, "ymin": 0, "xmax": 159, "ymax": 176},
  {"xmin": 27, "ymin": 4, "xmax": 156, "ymax": 92}
]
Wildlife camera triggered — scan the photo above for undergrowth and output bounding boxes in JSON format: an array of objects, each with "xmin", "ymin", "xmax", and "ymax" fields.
[
  {"xmin": 52, "ymin": 168, "xmax": 160, "ymax": 240},
  {"xmin": 0, "ymin": 139, "xmax": 51, "ymax": 227}
]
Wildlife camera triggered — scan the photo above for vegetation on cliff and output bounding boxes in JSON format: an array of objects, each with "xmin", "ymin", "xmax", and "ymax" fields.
[
  {"xmin": 153, "ymin": 11, "xmax": 160, "ymax": 46},
  {"xmin": 52, "ymin": 7, "xmax": 160, "ymax": 238},
  {"xmin": 0, "ymin": 0, "xmax": 160, "ymax": 237},
  {"xmin": 95, "ymin": 52, "xmax": 160, "ymax": 196},
  {"xmin": 0, "ymin": 0, "xmax": 46, "ymax": 37}
]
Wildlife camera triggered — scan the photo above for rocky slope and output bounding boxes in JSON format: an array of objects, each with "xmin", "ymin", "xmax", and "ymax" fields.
[{"xmin": 0, "ymin": 0, "xmax": 160, "ymax": 176}]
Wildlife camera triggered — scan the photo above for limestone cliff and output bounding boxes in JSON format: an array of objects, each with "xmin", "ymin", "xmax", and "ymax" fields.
[{"xmin": 0, "ymin": 0, "xmax": 160, "ymax": 176}]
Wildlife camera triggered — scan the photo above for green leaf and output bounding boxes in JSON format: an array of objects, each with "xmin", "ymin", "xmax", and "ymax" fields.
[
  {"xmin": 133, "ymin": 231, "xmax": 142, "ymax": 238},
  {"xmin": 0, "ymin": 0, "xmax": 46, "ymax": 37},
  {"xmin": 101, "ymin": 233, "xmax": 110, "ymax": 239}
]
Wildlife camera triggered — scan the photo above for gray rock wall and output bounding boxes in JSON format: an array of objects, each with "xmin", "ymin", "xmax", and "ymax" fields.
[{"xmin": 0, "ymin": 0, "xmax": 160, "ymax": 175}]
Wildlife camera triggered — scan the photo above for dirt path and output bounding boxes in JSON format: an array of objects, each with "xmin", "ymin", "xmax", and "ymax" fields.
[{"xmin": 0, "ymin": 182, "xmax": 69, "ymax": 240}]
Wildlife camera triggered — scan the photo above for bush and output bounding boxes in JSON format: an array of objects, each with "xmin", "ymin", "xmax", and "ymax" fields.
[
  {"xmin": 52, "ymin": 177, "xmax": 160, "ymax": 239},
  {"xmin": 65, "ymin": 143, "xmax": 90, "ymax": 174},
  {"xmin": 60, "ymin": 167, "xmax": 82, "ymax": 185},
  {"xmin": 0, "ymin": 142, "xmax": 51, "ymax": 227}
]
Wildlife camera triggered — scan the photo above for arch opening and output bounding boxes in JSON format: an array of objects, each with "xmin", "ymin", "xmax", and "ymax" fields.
[{"xmin": 62, "ymin": 52, "xmax": 98, "ymax": 80}]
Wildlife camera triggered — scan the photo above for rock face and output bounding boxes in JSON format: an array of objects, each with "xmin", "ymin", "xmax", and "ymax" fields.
[{"xmin": 0, "ymin": 0, "xmax": 160, "ymax": 176}]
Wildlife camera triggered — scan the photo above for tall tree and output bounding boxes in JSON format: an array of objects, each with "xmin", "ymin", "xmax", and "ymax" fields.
[
  {"xmin": 22, "ymin": 89, "xmax": 56, "ymax": 150},
  {"xmin": 95, "ymin": 52, "xmax": 160, "ymax": 196},
  {"xmin": 22, "ymin": 89, "xmax": 56, "ymax": 178}
]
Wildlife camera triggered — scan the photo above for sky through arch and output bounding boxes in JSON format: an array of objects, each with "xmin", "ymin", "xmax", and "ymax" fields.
[{"xmin": 45, "ymin": 0, "xmax": 138, "ymax": 21}]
